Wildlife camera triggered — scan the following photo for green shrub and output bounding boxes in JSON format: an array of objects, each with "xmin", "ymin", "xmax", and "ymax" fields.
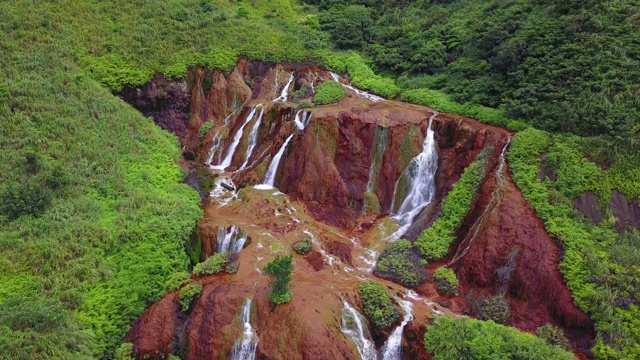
[
  {"xmin": 165, "ymin": 271, "xmax": 191, "ymax": 292},
  {"xmin": 114, "ymin": 342, "xmax": 134, "ymax": 360},
  {"xmin": 424, "ymin": 317, "xmax": 574, "ymax": 360},
  {"xmin": 374, "ymin": 240, "xmax": 427, "ymax": 288},
  {"xmin": 415, "ymin": 150, "xmax": 487, "ymax": 261},
  {"xmin": 537, "ymin": 324, "xmax": 572, "ymax": 351},
  {"xmin": 358, "ymin": 280, "xmax": 400, "ymax": 330},
  {"xmin": 0, "ymin": 182, "xmax": 52, "ymax": 221},
  {"xmin": 475, "ymin": 296, "xmax": 510, "ymax": 324},
  {"xmin": 433, "ymin": 268, "xmax": 458, "ymax": 296},
  {"xmin": 225, "ymin": 262, "xmax": 239, "ymax": 274},
  {"xmin": 313, "ymin": 80, "xmax": 345, "ymax": 105},
  {"xmin": 193, "ymin": 253, "xmax": 229, "ymax": 275},
  {"xmin": 0, "ymin": 83, "xmax": 9, "ymax": 101},
  {"xmin": 343, "ymin": 53, "xmax": 399, "ymax": 98},
  {"xmin": 293, "ymin": 82, "xmax": 311, "ymax": 101},
  {"xmin": 198, "ymin": 122, "xmax": 214, "ymax": 138},
  {"xmin": 264, "ymin": 255, "xmax": 293, "ymax": 305},
  {"xmin": 293, "ymin": 237, "xmax": 312, "ymax": 255},
  {"xmin": 179, "ymin": 283, "xmax": 203, "ymax": 312}
]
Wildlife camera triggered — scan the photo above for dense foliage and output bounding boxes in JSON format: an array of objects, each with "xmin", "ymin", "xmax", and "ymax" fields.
[
  {"xmin": 358, "ymin": 280, "xmax": 400, "ymax": 330},
  {"xmin": 292, "ymin": 237, "xmax": 313, "ymax": 255},
  {"xmin": 179, "ymin": 283, "xmax": 203, "ymax": 312},
  {"xmin": 424, "ymin": 316, "xmax": 574, "ymax": 360},
  {"xmin": 313, "ymin": 80, "xmax": 346, "ymax": 105},
  {"xmin": 433, "ymin": 268, "xmax": 458, "ymax": 297},
  {"xmin": 193, "ymin": 252, "xmax": 229, "ymax": 275},
  {"xmin": 537, "ymin": 324, "xmax": 572, "ymax": 351},
  {"xmin": 374, "ymin": 239, "xmax": 427, "ymax": 288},
  {"xmin": 306, "ymin": 0, "xmax": 640, "ymax": 137},
  {"xmin": 415, "ymin": 149, "xmax": 487, "ymax": 261},
  {"xmin": 264, "ymin": 255, "xmax": 294, "ymax": 305},
  {"xmin": 509, "ymin": 128, "xmax": 640, "ymax": 358}
]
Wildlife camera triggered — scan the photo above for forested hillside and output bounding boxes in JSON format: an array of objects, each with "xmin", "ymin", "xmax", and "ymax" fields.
[{"xmin": 307, "ymin": 0, "xmax": 640, "ymax": 137}]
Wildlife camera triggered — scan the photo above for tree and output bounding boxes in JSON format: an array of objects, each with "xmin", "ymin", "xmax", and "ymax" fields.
[{"xmin": 264, "ymin": 255, "xmax": 294, "ymax": 306}]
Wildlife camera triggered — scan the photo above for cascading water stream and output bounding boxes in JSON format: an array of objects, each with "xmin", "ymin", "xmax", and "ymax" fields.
[
  {"xmin": 213, "ymin": 105, "xmax": 262, "ymax": 170},
  {"xmin": 294, "ymin": 110, "xmax": 312, "ymax": 130},
  {"xmin": 205, "ymin": 130, "xmax": 223, "ymax": 165},
  {"xmin": 447, "ymin": 139, "xmax": 511, "ymax": 266},
  {"xmin": 330, "ymin": 72, "xmax": 385, "ymax": 102},
  {"xmin": 239, "ymin": 108, "xmax": 265, "ymax": 170},
  {"xmin": 230, "ymin": 299, "xmax": 258, "ymax": 360},
  {"xmin": 380, "ymin": 299, "xmax": 414, "ymax": 360},
  {"xmin": 388, "ymin": 113, "xmax": 439, "ymax": 239},
  {"xmin": 273, "ymin": 73, "xmax": 294, "ymax": 102},
  {"xmin": 217, "ymin": 226, "xmax": 248, "ymax": 256},
  {"xmin": 255, "ymin": 134, "xmax": 294, "ymax": 189},
  {"xmin": 341, "ymin": 301, "xmax": 377, "ymax": 360}
]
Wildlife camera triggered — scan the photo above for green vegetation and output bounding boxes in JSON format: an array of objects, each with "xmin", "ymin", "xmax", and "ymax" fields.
[
  {"xmin": 358, "ymin": 280, "xmax": 400, "ymax": 330},
  {"xmin": 264, "ymin": 255, "xmax": 294, "ymax": 305},
  {"xmin": 179, "ymin": 283, "xmax": 203, "ymax": 312},
  {"xmin": 313, "ymin": 80, "xmax": 346, "ymax": 105},
  {"xmin": 474, "ymin": 296, "xmax": 510, "ymax": 324},
  {"xmin": 114, "ymin": 342, "xmax": 134, "ymax": 360},
  {"xmin": 292, "ymin": 237, "xmax": 312, "ymax": 255},
  {"xmin": 292, "ymin": 82, "xmax": 311, "ymax": 101},
  {"xmin": 374, "ymin": 240, "xmax": 427, "ymax": 288},
  {"xmin": 537, "ymin": 324, "xmax": 572, "ymax": 351},
  {"xmin": 198, "ymin": 122, "xmax": 214, "ymax": 138},
  {"xmin": 424, "ymin": 316, "xmax": 574, "ymax": 360},
  {"xmin": 415, "ymin": 150, "xmax": 487, "ymax": 261},
  {"xmin": 193, "ymin": 252, "xmax": 229, "ymax": 275},
  {"xmin": 433, "ymin": 268, "xmax": 458, "ymax": 297},
  {"xmin": 509, "ymin": 128, "xmax": 640, "ymax": 358},
  {"xmin": 307, "ymin": 0, "xmax": 640, "ymax": 137},
  {"xmin": 165, "ymin": 271, "xmax": 191, "ymax": 292}
]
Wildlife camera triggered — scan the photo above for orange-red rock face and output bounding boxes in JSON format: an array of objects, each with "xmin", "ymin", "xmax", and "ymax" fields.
[{"xmin": 123, "ymin": 60, "xmax": 594, "ymax": 359}]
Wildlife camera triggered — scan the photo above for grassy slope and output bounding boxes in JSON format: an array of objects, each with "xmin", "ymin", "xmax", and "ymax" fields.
[{"xmin": 0, "ymin": 0, "xmax": 330, "ymax": 358}]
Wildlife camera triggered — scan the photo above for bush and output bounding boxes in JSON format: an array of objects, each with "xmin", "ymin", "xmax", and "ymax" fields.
[
  {"xmin": 264, "ymin": 255, "xmax": 294, "ymax": 305},
  {"xmin": 475, "ymin": 296, "xmax": 510, "ymax": 324},
  {"xmin": 313, "ymin": 80, "xmax": 345, "ymax": 105},
  {"xmin": 179, "ymin": 283, "xmax": 203, "ymax": 312},
  {"xmin": 292, "ymin": 237, "xmax": 312, "ymax": 255},
  {"xmin": 225, "ymin": 262, "xmax": 239, "ymax": 274},
  {"xmin": 374, "ymin": 240, "xmax": 427, "ymax": 288},
  {"xmin": 433, "ymin": 268, "xmax": 458, "ymax": 296},
  {"xmin": 165, "ymin": 271, "xmax": 191, "ymax": 291},
  {"xmin": 114, "ymin": 342, "xmax": 134, "ymax": 360},
  {"xmin": 358, "ymin": 280, "xmax": 400, "ymax": 330},
  {"xmin": 198, "ymin": 122, "xmax": 214, "ymax": 138},
  {"xmin": 0, "ymin": 83, "xmax": 9, "ymax": 101},
  {"xmin": 537, "ymin": 324, "xmax": 572, "ymax": 351},
  {"xmin": 292, "ymin": 82, "xmax": 311, "ymax": 101},
  {"xmin": 0, "ymin": 182, "xmax": 52, "ymax": 221},
  {"xmin": 193, "ymin": 253, "xmax": 229, "ymax": 275},
  {"xmin": 424, "ymin": 317, "xmax": 574, "ymax": 360}
]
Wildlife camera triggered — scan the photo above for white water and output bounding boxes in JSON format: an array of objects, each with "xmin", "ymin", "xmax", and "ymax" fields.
[
  {"xmin": 239, "ymin": 108, "xmax": 265, "ymax": 170},
  {"xmin": 217, "ymin": 226, "xmax": 248, "ymax": 256},
  {"xmin": 205, "ymin": 130, "xmax": 224, "ymax": 165},
  {"xmin": 274, "ymin": 73, "xmax": 294, "ymax": 102},
  {"xmin": 388, "ymin": 113, "xmax": 438, "ymax": 239},
  {"xmin": 380, "ymin": 299, "xmax": 414, "ymax": 360},
  {"xmin": 209, "ymin": 175, "xmax": 236, "ymax": 207},
  {"xmin": 230, "ymin": 299, "xmax": 258, "ymax": 360},
  {"xmin": 294, "ymin": 110, "xmax": 312, "ymax": 130},
  {"xmin": 256, "ymin": 134, "xmax": 294, "ymax": 189},
  {"xmin": 330, "ymin": 72, "xmax": 385, "ymax": 102},
  {"xmin": 213, "ymin": 104, "xmax": 261, "ymax": 170},
  {"xmin": 341, "ymin": 301, "xmax": 377, "ymax": 360},
  {"xmin": 447, "ymin": 139, "xmax": 511, "ymax": 266}
]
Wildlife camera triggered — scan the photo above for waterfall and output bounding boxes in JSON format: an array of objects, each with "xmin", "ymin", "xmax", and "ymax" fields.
[
  {"xmin": 388, "ymin": 113, "xmax": 438, "ymax": 239},
  {"xmin": 255, "ymin": 134, "xmax": 294, "ymax": 190},
  {"xmin": 213, "ymin": 104, "xmax": 261, "ymax": 170},
  {"xmin": 274, "ymin": 73, "xmax": 294, "ymax": 102},
  {"xmin": 205, "ymin": 130, "xmax": 224, "ymax": 166},
  {"xmin": 330, "ymin": 72, "xmax": 385, "ymax": 102},
  {"xmin": 294, "ymin": 110, "xmax": 312, "ymax": 130},
  {"xmin": 447, "ymin": 139, "xmax": 511, "ymax": 266},
  {"xmin": 380, "ymin": 299, "xmax": 414, "ymax": 360},
  {"xmin": 217, "ymin": 226, "xmax": 248, "ymax": 256},
  {"xmin": 341, "ymin": 301, "xmax": 377, "ymax": 360},
  {"xmin": 230, "ymin": 299, "xmax": 258, "ymax": 360},
  {"xmin": 239, "ymin": 107, "xmax": 265, "ymax": 170}
]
